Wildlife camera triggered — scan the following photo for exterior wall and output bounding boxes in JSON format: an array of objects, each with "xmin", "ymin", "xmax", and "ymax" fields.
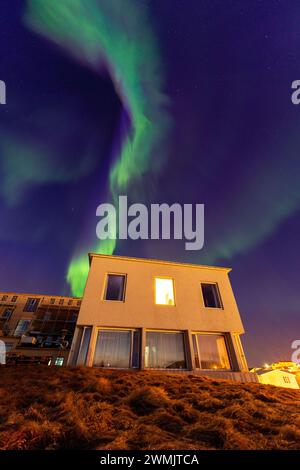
[
  {"xmin": 257, "ymin": 370, "xmax": 299, "ymax": 389},
  {"xmin": 78, "ymin": 255, "xmax": 244, "ymax": 333},
  {"xmin": 70, "ymin": 254, "xmax": 251, "ymax": 380},
  {"xmin": 0, "ymin": 292, "xmax": 81, "ymax": 365}
]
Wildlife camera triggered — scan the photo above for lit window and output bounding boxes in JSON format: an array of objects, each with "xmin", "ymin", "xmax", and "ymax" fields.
[
  {"xmin": 23, "ymin": 298, "xmax": 40, "ymax": 312},
  {"xmin": 192, "ymin": 333, "xmax": 231, "ymax": 370},
  {"xmin": 145, "ymin": 331, "xmax": 186, "ymax": 369},
  {"xmin": 11, "ymin": 296, "xmax": 18, "ymax": 302},
  {"xmin": 1, "ymin": 295, "xmax": 8, "ymax": 301},
  {"xmin": 155, "ymin": 278, "xmax": 175, "ymax": 305},
  {"xmin": 201, "ymin": 284, "xmax": 222, "ymax": 308},
  {"xmin": 54, "ymin": 357, "xmax": 64, "ymax": 366},
  {"xmin": 93, "ymin": 329, "xmax": 140, "ymax": 368},
  {"xmin": 14, "ymin": 319, "xmax": 31, "ymax": 337},
  {"xmin": 104, "ymin": 274, "xmax": 126, "ymax": 301}
]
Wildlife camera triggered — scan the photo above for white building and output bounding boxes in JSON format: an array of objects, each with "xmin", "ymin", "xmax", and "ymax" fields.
[{"xmin": 256, "ymin": 369, "xmax": 299, "ymax": 389}]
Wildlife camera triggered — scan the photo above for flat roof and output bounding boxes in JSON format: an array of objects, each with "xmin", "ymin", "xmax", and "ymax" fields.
[
  {"xmin": 88, "ymin": 253, "xmax": 232, "ymax": 273},
  {"xmin": 0, "ymin": 292, "xmax": 80, "ymax": 300}
]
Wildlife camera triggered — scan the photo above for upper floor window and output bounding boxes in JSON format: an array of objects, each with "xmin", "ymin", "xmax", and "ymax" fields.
[
  {"xmin": 283, "ymin": 376, "xmax": 291, "ymax": 384},
  {"xmin": 104, "ymin": 274, "xmax": 126, "ymax": 301},
  {"xmin": 14, "ymin": 319, "xmax": 31, "ymax": 337},
  {"xmin": 155, "ymin": 278, "xmax": 175, "ymax": 305},
  {"xmin": 50, "ymin": 298, "xmax": 55, "ymax": 305},
  {"xmin": 1, "ymin": 295, "xmax": 8, "ymax": 301},
  {"xmin": 201, "ymin": 283, "xmax": 222, "ymax": 308},
  {"xmin": 11, "ymin": 296, "xmax": 18, "ymax": 302},
  {"xmin": 23, "ymin": 298, "xmax": 40, "ymax": 312},
  {"xmin": 59, "ymin": 299, "xmax": 64, "ymax": 305},
  {"xmin": 68, "ymin": 299, "xmax": 73, "ymax": 306},
  {"xmin": 77, "ymin": 300, "xmax": 81, "ymax": 306},
  {"xmin": 1, "ymin": 309, "xmax": 12, "ymax": 319}
]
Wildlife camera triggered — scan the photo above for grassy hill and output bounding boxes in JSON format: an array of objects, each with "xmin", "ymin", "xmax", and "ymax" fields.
[{"xmin": 0, "ymin": 366, "xmax": 299, "ymax": 450}]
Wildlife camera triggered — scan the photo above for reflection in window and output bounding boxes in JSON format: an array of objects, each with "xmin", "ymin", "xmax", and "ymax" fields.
[
  {"xmin": 145, "ymin": 331, "xmax": 186, "ymax": 369},
  {"xmin": 105, "ymin": 275, "xmax": 126, "ymax": 301},
  {"xmin": 155, "ymin": 278, "xmax": 175, "ymax": 305},
  {"xmin": 93, "ymin": 329, "xmax": 140, "ymax": 368},
  {"xmin": 201, "ymin": 284, "xmax": 222, "ymax": 308},
  {"xmin": 192, "ymin": 333, "xmax": 231, "ymax": 370}
]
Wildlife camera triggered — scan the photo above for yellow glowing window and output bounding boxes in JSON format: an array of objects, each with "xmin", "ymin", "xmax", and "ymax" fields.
[{"xmin": 155, "ymin": 278, "xmax": 175, "ymax": 305}]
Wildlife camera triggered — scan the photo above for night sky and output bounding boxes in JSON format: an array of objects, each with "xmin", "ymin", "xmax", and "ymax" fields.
[{"xmin": 0, "ymin": 0, "xmax": 299, "ymax": 366}]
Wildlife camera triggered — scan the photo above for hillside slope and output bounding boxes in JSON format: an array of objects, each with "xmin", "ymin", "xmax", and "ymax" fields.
[{"xmin": 0, "ymin": 366, "xmax": 299, "ymax": 450}]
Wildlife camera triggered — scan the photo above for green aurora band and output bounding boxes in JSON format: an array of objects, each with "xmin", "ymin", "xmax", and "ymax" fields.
[{"xmin": 25, "ymin": 0, "xmax": 169, "ymax": 296}]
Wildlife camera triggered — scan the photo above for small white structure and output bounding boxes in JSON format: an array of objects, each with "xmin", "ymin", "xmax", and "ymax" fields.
[{"xmin": 256, "ymin": 369, "xmax": 299, "ymax": 390}]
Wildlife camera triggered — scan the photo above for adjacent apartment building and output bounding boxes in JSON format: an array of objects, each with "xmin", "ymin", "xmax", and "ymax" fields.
[
  {"xmin": 0, "ymin": 293, "xmax": 81, "ymax": 365},
  {"xmin": 68, "ymin": 254, "xmax": 256, "ymax": 382}
]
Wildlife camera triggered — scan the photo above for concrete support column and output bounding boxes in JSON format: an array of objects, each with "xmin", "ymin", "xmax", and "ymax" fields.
[
  {"xmin": 140, "ymin": 327, "xmax": 146, "ymax": 370},
  {"xmin": 186, "ymin": 330, "xmax": 195, "ymax": 371},
  {"xmin": 85, "ymin": 326, "xmax": 98, "ymax": 367},
  {"xmin": 233, "ymin": 333, "xmax": 249, "ymax": 372},
  {"xmin": 228, "ymin": 332, "xmax": 249, "ymax": 372},
  {"xmin": 67, "ymin": 326, "xmax": 81, "ymax": 366}
]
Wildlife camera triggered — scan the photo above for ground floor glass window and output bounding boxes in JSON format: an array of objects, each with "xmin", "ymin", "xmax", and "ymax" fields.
[
  {"xmin": 145, "ymin": 331, "xmax": 187, "ymax": 369},
  {"xmin": 192, "ymin": 333, "xmax": 231, "ymax": 370},
  {"xmin": 93, "ymin": 329, "xmax": 140, "ymax": 368}
]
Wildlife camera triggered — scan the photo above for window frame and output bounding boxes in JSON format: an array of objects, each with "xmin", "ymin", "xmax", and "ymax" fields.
[
  {"xmin": 54, "ymin": 357, "xmax": 64, "ymax": 366},
  {"xmin": 23, "ymin": 297, "xmax": 40, "ymax": 312},
  {"xmin": 103, "ymin": 273, "xmax": 127, "ymax": 302},
  {"xmin": 200, "ymin": 282, "xmax": 223, "ymax": 309},
  {"xmin": 191, "ymin": 331, "xmax": 232, "ymax": 371},
  {"xmin": 144, "ymin": 329, "xmax": 188, "ymax": 370},
  {"xmin": 14, "ymin": 319, "xmax": 31, "ymax": 337},
  {"xmin": 154, "ymin": 276, "xmax": 176, "ymax": 306},
  {"xmin": 1, "ymin": 308, "xmax": 12, "ymax": 319},
  {"xmin": 92, "ymin": 327, "xmax": 140, "ymax": 369}
]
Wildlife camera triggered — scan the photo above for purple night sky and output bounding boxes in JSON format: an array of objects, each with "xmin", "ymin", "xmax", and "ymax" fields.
[{"xmin": 0, "ymin": 0, "xmax": 299, "ymax": 366}]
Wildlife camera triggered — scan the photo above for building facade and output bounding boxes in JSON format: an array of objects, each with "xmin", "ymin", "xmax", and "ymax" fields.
[
  {"xmin": 0, "ymin": 292, "xmax": 81, "ymax": 365},
  {"xmin": 69, "ymin": 254, "xmax": 256, "ymax": 382}
]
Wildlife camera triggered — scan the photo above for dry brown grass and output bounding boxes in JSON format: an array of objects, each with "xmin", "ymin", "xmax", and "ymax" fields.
[{"xmin": 0, "ymin": 366, "xmax": 299, "ymax": 450}]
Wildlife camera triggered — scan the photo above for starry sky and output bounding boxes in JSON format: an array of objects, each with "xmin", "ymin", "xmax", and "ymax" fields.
[{"xmin": 0, "ymin": 0, "xmax": 299, "ymax": 366}]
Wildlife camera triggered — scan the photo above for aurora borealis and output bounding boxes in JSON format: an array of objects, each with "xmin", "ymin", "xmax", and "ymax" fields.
[
  {"xmin": 0, "ymin": 0, "xmax": 300, "ymax": 365},
  {"xmin": 24, "ymin": 0, "xmax": 170, "ymax": 296}
]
